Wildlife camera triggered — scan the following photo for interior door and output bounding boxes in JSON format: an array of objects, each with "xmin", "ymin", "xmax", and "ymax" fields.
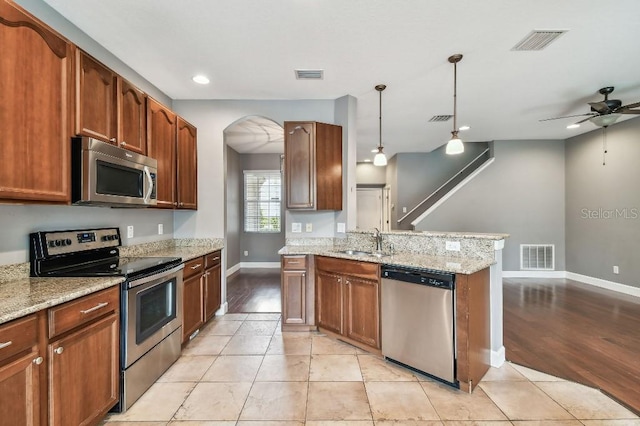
[{"xmin": 356, "ymin": 188, "xmax": 383, "ymax": 230}]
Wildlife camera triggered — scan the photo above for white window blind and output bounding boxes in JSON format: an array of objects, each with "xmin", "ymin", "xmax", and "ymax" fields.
[{"xmin": 244, "ymin": 170, "xmax": 281, "ymax": 233}]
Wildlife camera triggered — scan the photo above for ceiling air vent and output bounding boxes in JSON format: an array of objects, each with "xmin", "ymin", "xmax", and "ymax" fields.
[
  {"xmin": 295, "ymin": 69, "xmax": 324, "ymax": 80},
  {"xmin": 429, "ymin": 115, "xmax": 453, "ymax": 122},
  {"xmin": 520, "ymin": 244, "xmax": 555, "ymax": 270},
  {"xmin": 512, "ymin": 30, "xmax": 567, "ymax": 51}
]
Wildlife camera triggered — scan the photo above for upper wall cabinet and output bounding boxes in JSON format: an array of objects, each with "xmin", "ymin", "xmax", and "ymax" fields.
[
  {"xmin": 147, "ymin": 97, "xmax": 177, "ymax": 209},
  {"xmin": 76, "ymin": 50, "xmax": 147, "ymax": 154},
  {"xmin": 176, "ymin": 117, "xmax": 198, "ymax": 210},
  {"xmin": 284, "ymin": 121, "xmax": 343, "ymax": 211},
  {"xmin": 0, "ymin": 1, "xmax": 73, "ymax": 203}
]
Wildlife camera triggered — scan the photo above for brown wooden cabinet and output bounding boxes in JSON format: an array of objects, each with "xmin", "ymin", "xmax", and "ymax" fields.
[
  {"xmin": 0, "ymin": 1, "xmax": 72, "ymax": 203},
  {"xmin": 75, "ymin": 50, "xmax": 117, "ymax": 143},
  {"xmin": 0, "ymin": 314, "xmax": 42, "ymax": 426},
  {"xmin": 284, "ymin": 122, "xmax": 343, "ymax": 211},
  {"xmin": 117, "ymin": 78, "xmax": 147, "ymax": 154},
  {"xmin": 203, "ymin": 251, "xmax": 222, "ymax": 322},
  {"xmin": 47, "ymin": 286, "xmax": 119, "ymax": 426},
  {"xmin": 176, "ymin": 117, "xmax": 198, "ymax": 209},
  {"xmin": 315, "ymin": 256, "xmax": 380, "ymax": 350},
  {"xmin": 147, "ymin": 97, "xmax": 177, "ymax": 209},
  {"xmin": 281, "ymin": 255, "xmax": 309, "ymax": 327}
]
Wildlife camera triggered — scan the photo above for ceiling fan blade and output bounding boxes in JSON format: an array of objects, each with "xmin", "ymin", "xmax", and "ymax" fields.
[
  {"xmin": 575, "ymin": 116, "xmax": 595, "ymax": 124},
  {"xmin": 619, "ymin": 101, "xmax": 640, "ymax": 110},
  {"xmin": 539, "ymin": 113, "xmax": 595, "ymax": 122},
  {"xmin": 621, "ymin": 110, "xmax": 640, "ymax": 115},
  {"xmin": 588, "ymin": 101, "xmax": 610, "ymax": 114}
]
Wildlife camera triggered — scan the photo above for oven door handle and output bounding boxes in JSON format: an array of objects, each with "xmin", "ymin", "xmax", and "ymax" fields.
[
  {"xmin": 143, "ymin": 166, "xmax": 154, "ymax": 204},
  {"xmin": 127, "ymin": 263, "xmax": 184, "ymax": 289}
]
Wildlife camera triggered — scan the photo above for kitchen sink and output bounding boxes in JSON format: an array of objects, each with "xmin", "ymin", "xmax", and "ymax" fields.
[{"xmin": 337, "ymin": 250, "xmax": 389, "ymax": 258}]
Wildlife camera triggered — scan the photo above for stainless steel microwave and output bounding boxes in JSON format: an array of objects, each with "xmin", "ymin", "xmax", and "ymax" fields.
[{"xmin": 72, "ymin": 137, "xmax": 157, "ymax": 207}]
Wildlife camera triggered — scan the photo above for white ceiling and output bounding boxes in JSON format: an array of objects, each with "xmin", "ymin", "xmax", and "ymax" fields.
[{"xmin": 42, "ymin": 0, "xmax": 640, "ymax": 160}]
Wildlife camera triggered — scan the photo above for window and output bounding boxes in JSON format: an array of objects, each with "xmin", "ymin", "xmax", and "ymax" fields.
[{"xmin": 244, "ymin": 170, "xmax": 281, "ymax": 233}]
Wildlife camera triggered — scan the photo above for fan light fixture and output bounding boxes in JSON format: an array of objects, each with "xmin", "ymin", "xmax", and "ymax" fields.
[
  {"xmin": 373, "ymin": 84, "xmax": 388, "ymax": 166},
  {"xmin": 446, "ymin": 54, "xmax": 464, "ymax": 155},
  {"xmin": 589, "ymin": 114, "xmax": 621, "ymax": 128}
]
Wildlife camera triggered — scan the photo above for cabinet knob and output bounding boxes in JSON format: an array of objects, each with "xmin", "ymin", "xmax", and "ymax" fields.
[
  {"xmin": 174, "ymin": 202, "xmax": 178, "ymax": 207},
  {"xmin": 179, "ymin": 202, "xmax": 184, "ymax": 207},
  {"xmin": 33, "ymin": 356, "xmax": 43, "ymax": 365},
  {"xmin": 120, "ymin": 141, "xmax": 127, "ymax": 146},
  {"xmin": 54, "ymin": 347, "xmax": 64, "ymax": 355},
  {"xmin": 109, "ymin": 138, "xmax": 116, "ymax": 143},
  {"xmin": 337, "ymin": 278, "xmax": 342, "ymax": 283}
]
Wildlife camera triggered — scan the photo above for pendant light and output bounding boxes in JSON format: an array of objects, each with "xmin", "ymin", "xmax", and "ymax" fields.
[
  {"xmin": 446, "ymin": 54, "xmax": 464, "ymax": 155},
  {"xmin": 373, "ymin": 84, "xmax": 388, "ymax": 166}
]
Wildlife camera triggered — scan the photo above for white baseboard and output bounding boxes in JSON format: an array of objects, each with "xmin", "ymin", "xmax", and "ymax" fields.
[
  {"xmin": 565, "ymin": 272, "xmax": 640, "ymax": 298},
  {"xmin": 503, "ymin": 270, "xmax": 640, "ymax": 298},
  {"xmin": 226, "ymin": 263, "xmax": 241, "ymax": 277},
  {"xmin": 491, "ymin": 346, "xmax": 505, "ymax": 368},
  {"xmin": 215, "ymin": 301, "xmax": 228, "ymax": 316},
  {"xmin": 502, "ymin": 270, "xmax": 566, "ymax": 278},
  {"xmin": 239, "ymin": 261, "xmax": 281, "ymax": 269}
]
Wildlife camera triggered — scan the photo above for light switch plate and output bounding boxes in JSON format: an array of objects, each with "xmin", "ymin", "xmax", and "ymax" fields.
[
  {"xmin": 305, "ymin": 223, "xmax": 313, "ymax": 232},
  {"xmin": 127, "ymin": 225, "xmax": 134, "ymax": 239},
  {"xmin": 292, "ymin": 223, "xmax": 302, "ymax": 233},
  {"xmin": 337, "ymin": 223, "xmax": 346, "ymax": 233},
  {"xmin": 158, "ymin": 224, "xmax": 163, "ymax": 235},
  {"xmin": 445, "ymin": 241, "xmax": 460, "ymax": 251}
]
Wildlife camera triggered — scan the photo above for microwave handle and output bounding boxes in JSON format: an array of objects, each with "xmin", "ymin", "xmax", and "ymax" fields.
[{"xmin": 143, "ymin": 166, "xmax": 154, "ymax": 204}]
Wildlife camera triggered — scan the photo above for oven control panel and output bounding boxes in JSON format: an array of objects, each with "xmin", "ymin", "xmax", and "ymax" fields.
[{"xmin": 39, "ymin": 228, "xmax": 121, "ymax": 256}]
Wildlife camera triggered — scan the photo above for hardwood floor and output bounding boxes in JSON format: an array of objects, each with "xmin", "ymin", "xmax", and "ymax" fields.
[
  {"xmin": 226, "ymin": 268, "xmax": 281, "ymax": 313},
  {"xmin": 503, "ymin": 277, "xmax": 640, "ymax": 415}
]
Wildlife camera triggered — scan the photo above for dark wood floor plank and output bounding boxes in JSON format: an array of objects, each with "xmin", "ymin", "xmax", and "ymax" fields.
[
  {"xmin": 504, "ymin": 277, "xmax": 640, "ymax": 415},
  {"xmin": 226, "ymin": 268, "xmax": 281, "ymax": 313}
]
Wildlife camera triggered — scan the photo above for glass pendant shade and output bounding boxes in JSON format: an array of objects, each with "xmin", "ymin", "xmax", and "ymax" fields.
[
  {"xmin": 446, "ymin": 135, "xmax": 464, "ymax": 155},
  {"xmin": 589, "ymin": 113, "xmax": 621, "ymax": 128},
  {"xmin": 373, "ymin": 147, "xmax": 387, "ymax": 166}
]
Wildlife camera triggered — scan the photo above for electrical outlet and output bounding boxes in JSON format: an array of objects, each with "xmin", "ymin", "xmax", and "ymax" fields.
[
  {"xmin": 127, "ymin": 225, "xmax": 134, "ymax": 239},
  {"xmin": 292, "ymin": 223, "xmax": 302, "ymax": 233},
  {"xmin": 445, "ymin": 241, "xmax": 460, "ymax": 251},
  {"xmin": 158, "ymin": 224, "xmax": 163, "ymax": 235},
  {"xmin": 244, "ymin": 251, "xmax": 249, "ymax": 257},
  {"xmin": 613, "ymin": 265, "xmax": 619, "ymax": 274},
  {"xmin": 305, "ymin": 223, "xmax": 313, "ymax": 232},
  {"xmin": 337, "ymin": 223, "xmax": 346, "ymax": 233},
  {"xmin": 402, "ymin": 206, "xmax": 407, "ymax": 213}
]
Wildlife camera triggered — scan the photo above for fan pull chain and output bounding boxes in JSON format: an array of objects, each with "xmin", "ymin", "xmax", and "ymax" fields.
[{"xmin": 602, "ymin": 127, "xmax": 608, "ymax": 166}]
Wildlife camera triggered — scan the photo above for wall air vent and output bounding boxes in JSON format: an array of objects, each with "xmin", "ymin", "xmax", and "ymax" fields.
[
  {"xmin": 520, "ymin": 244, "xmax": 555, "ymax": 270},
  {"xmin": 512, "ymin": 30, "xmax": 567, "ymax": 51},
  {"xmin": 295, "ymin": 69, "xmax": 324, "ymax": 80},
  {"xmin": 429, "ymin": 115, "xmax": 453, "ymax": 122}
]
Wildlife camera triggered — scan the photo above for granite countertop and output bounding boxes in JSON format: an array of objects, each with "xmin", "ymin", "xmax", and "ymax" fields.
[
  {"xmin": 348, "ymin": 229, "xmax": 509, "ymax": 240},
  {"xmin": 278, "ymin": 245, "xmax": 495, "ymax": 275},
  {"xmin": 0, "ymin": 276, "xmax": 123, "ymax": 325},
  {"xmin": 138, "ymin": 244, "xmax": 224, "ymax": 262}
]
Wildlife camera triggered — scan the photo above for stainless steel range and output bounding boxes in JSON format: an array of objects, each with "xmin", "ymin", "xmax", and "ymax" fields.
[{"xmin": 29, "ymin": 227, "xmax": 184, "ymax": 412}]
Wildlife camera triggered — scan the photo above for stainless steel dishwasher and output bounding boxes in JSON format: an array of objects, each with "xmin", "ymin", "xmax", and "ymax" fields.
[{"xmin": 381, "ymin": 265, "xmax": 457, "ymax": 386}]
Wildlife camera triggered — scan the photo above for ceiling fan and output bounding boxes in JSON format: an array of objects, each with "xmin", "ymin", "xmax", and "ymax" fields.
[{"xmin": 540, "ymin": 86, "xmax": 640, "ymax": 127}]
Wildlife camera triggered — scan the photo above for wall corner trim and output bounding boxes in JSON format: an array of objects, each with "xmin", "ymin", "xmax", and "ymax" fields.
[{"xmin": 491, "ymin": 346, "xmax": 506, "ymax": 368}]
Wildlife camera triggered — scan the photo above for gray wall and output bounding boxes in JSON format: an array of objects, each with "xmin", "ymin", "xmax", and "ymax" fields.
[
  {"xmin": 240, "ymin": 154, "xmax": 285, "ymax": 263},
  {"xmin": 565, "ymin": 118, "xmax": 640, "ymax": 288},
  {"xmin": 356, "ymin": 163, "xmax": 387, "ymax": 185},
  {"xmin": 416, "ymin": 140, "xmax": 566, "ymax": 271},
  {"xmin": 388, "ymin": 142, "xmax": 490, "ymax": 227},
  {"xmin": 225, "ymin": 146, "xmax": 242, "ymax": 270}
]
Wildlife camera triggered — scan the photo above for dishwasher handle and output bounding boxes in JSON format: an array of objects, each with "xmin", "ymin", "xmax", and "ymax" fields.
[{"xmin": 381, "ymin": 267, "xmax": 454, "ymax": 290}]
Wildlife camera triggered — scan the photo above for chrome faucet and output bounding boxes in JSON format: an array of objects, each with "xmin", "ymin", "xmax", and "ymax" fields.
[{"xmin": 373, "ymin": 228, "xmax": 383, "ymax": 252}]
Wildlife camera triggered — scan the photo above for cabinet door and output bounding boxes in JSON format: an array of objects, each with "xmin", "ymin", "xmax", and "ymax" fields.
[
  {"xmin": 0, "ymin": 2, "xmax": 71, "ymax": 203},
  {"xmin": 203, "ymin": 264, "xmax": 221, "ymax": 322},
  {"xmin": 147, "ymin": 98, "xmax": 177, "ymax": 208},
  {"xmin": 284, "ymin": 122, "xmax": 315, "ymax": 209},
  {"xmin": 0, "ymin": 349, "xmax": 41, "ymax": 426},
  {"xmin": 282, "ymin": 270, "xmax": 306, "ymax": 325},
  {"xmin": 176, "ymin": 117, "xmax": 198, "ymax": 209},
  {"xmin": 182, "ymin": 273, "xmax": 204, "ymax": 343},
  {"xmin": 48, "ymin": 314, "xmax": 119, "ymax": 426},
  {"xmin": 117, "ymin": 78, "xmax": 146, "ymax": 154},
  {"xmin": 76, "ymin": 50, "xmax": 117, "ymax": 142},
  {"xmin": 315, "ymin": 271, "xmax": 343, "ymax": 335},
  {"xmin": 344, "ymin": 276, "xmax": 380, "ymax": 349}
]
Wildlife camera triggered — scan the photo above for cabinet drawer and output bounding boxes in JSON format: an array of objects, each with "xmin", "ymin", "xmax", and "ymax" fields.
[
  {"xmin": 0, "ymin": 314, "xmax": 38, "ymax": 364},
  {"xmin": 205, "ymin": 251, "xmax": 221, "ymax": 269},
  {"xmin": 282, "ymin": 255, "xmax": 307, "ymax": 270},
  {"xmin": 184, "ymin": 257, "xmax": 205, "ymax": 279},
  {"xmin": 48, "ymin": 286, "xmax": 119, "ymax": 339},
  {"xmin": 316, "ymin": 256, "xmax": 379, "ymax": 280}
]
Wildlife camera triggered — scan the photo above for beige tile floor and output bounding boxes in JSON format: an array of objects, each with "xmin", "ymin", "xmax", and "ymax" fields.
[{"xmin": 104, "ymin": 313, "xmax": 640, "ymax": 425}]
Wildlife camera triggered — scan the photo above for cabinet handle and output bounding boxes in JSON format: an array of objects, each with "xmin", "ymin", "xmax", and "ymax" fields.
[
  {"xmin": 302, "ymin": 272, "xmax": 306, "ymax": 277},
  {"xmin": 346, "ymin": 280, "xmax": 351, "ymax": 286},
  {"xmin": 109, "ymin": 138, "xmax": 116, "ymax": 143},
  {"xmin": 191, "ymin": 264, "xmax": 202, "ymax": 269},
  {"xmin": 80, "ymin": 302, "xmax": 108, "ymax": 314},
  {"xmin": 205, "ymin": 272, "xmax": 210, "ymax": 276},
  {"xmin": 337, "ymin": 278, "xmax": 342, "ymax": 283},
  {"xmin": 33, "ymin": 356, "xmax": 43, "ymax": 365},
  {"xmin": 174, "ymin": 202, "xmax": 178, "ymax": 207},
  {"xmin": 212, "ymin": 257, "xmax": 220, "ymax": 261},
  {"xmin": 0, "ymin": 341, "xmax": 12, "ymax": 350},
  {"xmin": 120, "ymin": 141, "xmax": 127, "ymax": 146},
  {"xmin": 287, "ymin": 261, "xmax": 300, "ymax": 265},
  {"xmin": 54, "ymin": 347, "xmax": 64, "ymax": 355}
]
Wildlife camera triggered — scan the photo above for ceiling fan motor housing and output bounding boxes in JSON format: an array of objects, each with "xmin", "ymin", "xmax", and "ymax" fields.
[{"xmin": 590, "ymin": 99, "xmax": 622, "ymax": 113}]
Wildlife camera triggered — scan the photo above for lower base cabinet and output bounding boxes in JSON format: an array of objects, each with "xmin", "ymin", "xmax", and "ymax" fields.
[{"xmin": 182, "ymin": 250, "xmax": 222, "ymax": 344}]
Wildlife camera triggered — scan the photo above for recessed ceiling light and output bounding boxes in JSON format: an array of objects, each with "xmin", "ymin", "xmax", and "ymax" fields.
[
  {"xmin": 192, "ymin": 75, "xmax": 210, "ymax": 85},
  {"xmin": 567, "ymin": 124, "xmax": 580, "ymax": 129},
  {"xmin": 459, "ymin": 125, "xmax": 470, "ymax": 131},
  {"xmin": 363, "ymin": 159, "xmax": 372, "ymax": 163}
]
